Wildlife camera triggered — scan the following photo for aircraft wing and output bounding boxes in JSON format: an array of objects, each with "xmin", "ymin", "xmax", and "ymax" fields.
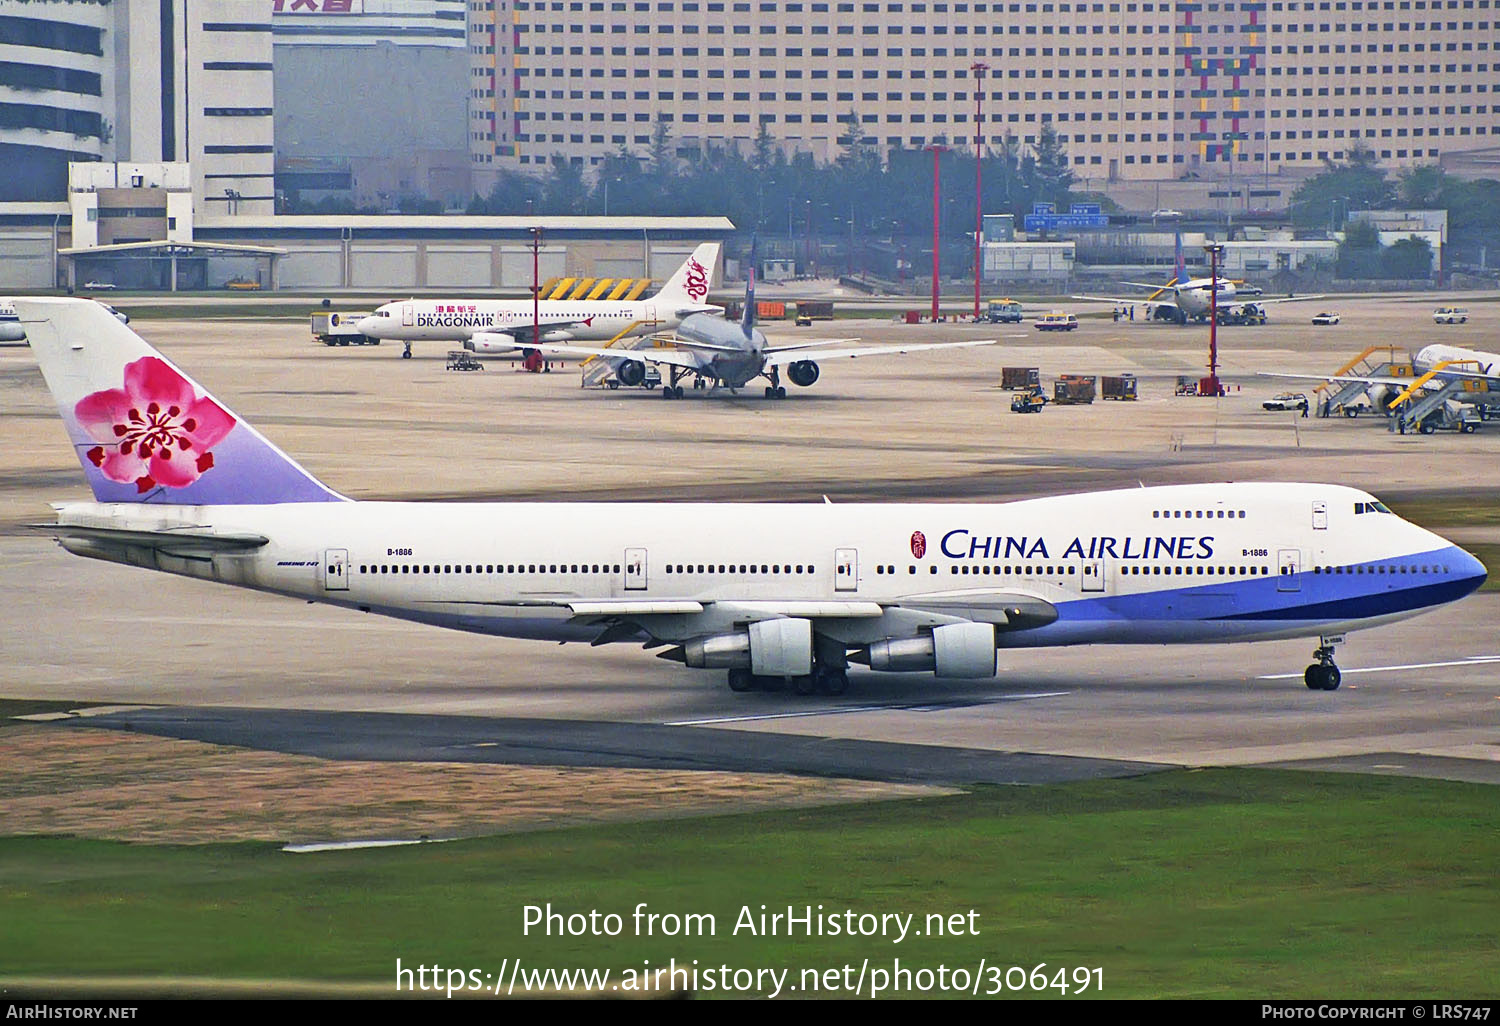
[
  {"xmin": 517, "ymin": 342, "xmax": 707, "ymax": 371},
  {"xmin": 761, "ymin": 338, "xmax": 863, "ymax": 355},
  {"xmin": 762, "ymin": 338, "xmax": 998, "ymax": 368},
  {"xmin": 1234, "ymin": 295, "xmax": 1325, "ymax": 306},
  {"xmin": 1073, "ymin": 294, "xmax": 1178, "ymax": 314}
]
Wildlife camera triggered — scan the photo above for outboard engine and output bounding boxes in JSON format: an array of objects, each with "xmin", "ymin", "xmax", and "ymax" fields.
[
  {"xmin": 787, "ymin": 360, "xmax": 820, "ymax": 387},
  {"xmin": 683, "ymin": 619, "xmax": 814, "ymax": 677}
]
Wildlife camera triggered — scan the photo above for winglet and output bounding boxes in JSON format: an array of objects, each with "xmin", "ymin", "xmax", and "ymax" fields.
[{"xmin": 17, "ymin": 298, "xmax": 346, "ymax": 505}]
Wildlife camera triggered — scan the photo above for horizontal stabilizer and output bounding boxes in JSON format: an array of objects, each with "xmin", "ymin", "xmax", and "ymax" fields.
[{"xmin": 34, "ymin": 523, "xmax": 269, "ymax": 558}]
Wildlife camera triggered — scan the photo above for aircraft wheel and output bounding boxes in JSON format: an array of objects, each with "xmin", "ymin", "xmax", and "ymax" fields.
[
  {"xmin": 775, "ymin": 386, "xmax": 787, "ymax": 399},
  {"xmin": 791, "ymin": 674, "xmax": 816, "ymax": 696},
  {"xmin": 1304, "ymin": 665, "xmax": 1324, "ymax": 690},
  {"xmin": 727, "ymin": 668, "xmax": 755, "ymax": 693},
  {"xmin": 1323, "ymin": 665, "xmax": 1342, "ymax": 690},
  {"xmin": 765, "ymin": 386, "xmax": 776, "ymax": 398},
  {"xmin": 674, "ymin": 385, "xmax": 686, "ymax": 399},
  {"xmin": 662, "ymin": 386, "xmax": 676, "ymax": 400},
  {"xmin": 402, "ymin": 350, "xmax": 412, "ymax": 359},
  {"xmin": 815, "ymin": 668, "xmax": 849, "ymax": 696}
]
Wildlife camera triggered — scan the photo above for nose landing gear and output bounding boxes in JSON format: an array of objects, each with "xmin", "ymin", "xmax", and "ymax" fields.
[{"xmin": 1304, "ymin": 641, "xmax": 1343, "ymax": 691}]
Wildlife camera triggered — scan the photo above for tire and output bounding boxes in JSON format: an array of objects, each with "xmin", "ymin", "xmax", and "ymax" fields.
[
  {"xmin": 1323, "ymin": 666, "xmax": 1341, "ymax": 690},
  {"xmin": 727, "ymin": 669, "xmax": 754, "ymax": 693},
  {"xmin": 1305, "ymin": 666, "xmax": 1323, "ymax": 690},
  {"xmin": 1419, "ymin": 420, "xmax": 1436, "ymax": 435}
]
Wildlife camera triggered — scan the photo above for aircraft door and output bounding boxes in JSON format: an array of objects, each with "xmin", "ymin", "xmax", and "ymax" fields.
[
  {"xmin": 644, "ymin": 303, "xmax": 658, "ymax": 326},
  {"xmin": 1277, "ymin": 548, "xmax": 1302, "ymax": 592},
  {"xmin": 624, "ymin": 547, "xmax": 647, "ymax": 591},
  {"xmin": 323, "ymin": 549, "xmax": 349, "ymax": 591},
  {"xmin": 834, "ymin": 548, "xmax": 858, "ymax": 592},
  {"xmin": 1081, "ymin": 559, "xmax": 1105, "ymax": 592},
  {"xmin": 402, "ymin": 303, "xmax": 415, "ymax": 327},
  {"xmin": 1312, "ymin": 501, "xmax": 1328, "ymax": 530}
]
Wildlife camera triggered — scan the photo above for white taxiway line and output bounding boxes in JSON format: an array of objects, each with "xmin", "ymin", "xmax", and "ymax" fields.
[
  {"xmin": 1257, "ymin": 655, "xmax": 1500, "ymax": 680},
  {"xmin": 665, "ymin": 692, "xmax": 1072, "ymax": 727}
]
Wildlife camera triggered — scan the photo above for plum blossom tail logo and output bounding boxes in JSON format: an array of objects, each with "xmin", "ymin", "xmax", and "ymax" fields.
[
  {"xmin": 683, "ymin": 259, "xmax": 710, "ymax": 302},
  {"xmin": 911, "ymin": 530, "xmax": 927, "ymax": 559},
  {"xmin": 74, "ymin": 356, "xmax": 236, "ymax": 494}
]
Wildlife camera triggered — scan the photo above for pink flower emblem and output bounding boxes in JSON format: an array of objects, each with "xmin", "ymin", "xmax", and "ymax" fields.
[{"xmin": 74, "ymin": 357, "xmax": 236, "ymax": 494}]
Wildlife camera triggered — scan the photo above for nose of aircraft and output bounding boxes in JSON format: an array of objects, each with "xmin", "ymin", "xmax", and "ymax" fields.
[
  {"xmin": 356, "ymin": 314, "xmax": 384, "ymax": 336},
  {"xmin": 1453, "ymin": 545, "xmax": 1489, "ymax": 596}
]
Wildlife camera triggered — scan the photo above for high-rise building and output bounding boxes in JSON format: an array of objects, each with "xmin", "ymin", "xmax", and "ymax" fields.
[
  {"xmin": 0, "ymin": 1, "xmax": 274, "ymax": 212},
  {"xmin": 465, "ymin": 0, "xmax": 1500, "ymax": 182}
]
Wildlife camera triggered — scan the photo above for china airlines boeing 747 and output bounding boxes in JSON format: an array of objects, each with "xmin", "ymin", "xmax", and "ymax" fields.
[{"xmin": 17, "ymin": 299, "xmax": 1485, "ymax": 695}]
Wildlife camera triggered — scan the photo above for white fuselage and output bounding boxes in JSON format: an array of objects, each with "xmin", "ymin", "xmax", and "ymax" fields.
[
  {"xmin": 1414, "ymin": 344, "xmax": 1499, "ymax": 377},
  {"xmin": 52, "ymin": 483, "xmax": 1484, "ymax": 659},
  {"xmin": 1173, "ymin": 278, "xmax": 1239, "ymax": 317},
  {"xmin": 357, "ymin": 298, "xmax": 695, "ymax": 345}
]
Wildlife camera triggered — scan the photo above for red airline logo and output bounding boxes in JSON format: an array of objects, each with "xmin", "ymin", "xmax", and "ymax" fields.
[
  {"xmin": 911, "ymin": 531, "xmax": 927, "ymax": 559},
  {"xmin": 683, "ymin": 259, "xmax": 709, "ymax": 302}
]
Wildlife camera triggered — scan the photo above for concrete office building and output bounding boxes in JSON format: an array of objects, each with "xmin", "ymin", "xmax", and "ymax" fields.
[
  {"xmin": 466, "ymin": 0, "xmax": 1500, "ymax": 184},
  {"xmin": 0, "ymin": 0, "xmax": 274, "ymax": 213}
]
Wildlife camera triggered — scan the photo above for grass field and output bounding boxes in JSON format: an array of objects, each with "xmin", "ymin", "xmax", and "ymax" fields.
[{"xmin": 2, "ymin": 768, "xmax": 1495, "ymax": 998}]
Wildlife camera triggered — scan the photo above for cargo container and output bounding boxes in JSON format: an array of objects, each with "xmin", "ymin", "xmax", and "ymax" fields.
[
  {"xmin": 1101, "ymin": 374, "xmax": 1138, "ymax": 401},
  {"xmin": 1001, "ymin": 366, "xmax": 1041, "ymax": 390},
  {"xmin": 1053, "ymin": 374, "xmax": 1096, "ymax": 405}
]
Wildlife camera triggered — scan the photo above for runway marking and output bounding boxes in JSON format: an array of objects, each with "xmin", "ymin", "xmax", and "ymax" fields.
[
  {"xmin": 665, "ymin": 691, "xmax": 1071, "ymax": 727},
  {"xmin": 1257, "ymin": 655, "xmax": 1500, "ymax": 680},
  {"xmin": 283, "ymin": 838, "xmax": 455, "ymax": 854}
]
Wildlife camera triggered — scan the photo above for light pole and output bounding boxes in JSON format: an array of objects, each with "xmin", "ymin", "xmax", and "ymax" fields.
[
  {"xmin": 529, "ymin": 225, "xmax": 543, "ymax": 346},
  {"xmin": 926, "ymin": 143, "xmax": 948, "ymax": 321},
  {"xmin": 971, "ymin": 61, "xmax": 988, "ymax": 320},
  {"xmin": 1204, "ymin": 242, "xmax": 1224, "ymax": 397}
]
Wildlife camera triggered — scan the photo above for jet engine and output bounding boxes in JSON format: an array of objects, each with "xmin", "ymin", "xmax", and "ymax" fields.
[
  {"xmin": 787, "ymin": 360, "xmax": 821, "ymax": 387},
  {"xmin": 465, "ymin": 332, "xmax": 519, "ymax": 353},
  {"xmin": 615, "ymin": 360, "xmax": 646, "ymax": 387},
  {"xmin": 682, "ymin": 618, "xmax": 813, "ymax": 677},
  {"xmin": 866, "ymin": 622, "xmax": 997, "ymax": 678}
]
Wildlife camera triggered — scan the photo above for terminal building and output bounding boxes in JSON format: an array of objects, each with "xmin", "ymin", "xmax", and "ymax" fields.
[{"xmin": 468, "ymin": 0, "xmax": 1500, "ymax": 183}]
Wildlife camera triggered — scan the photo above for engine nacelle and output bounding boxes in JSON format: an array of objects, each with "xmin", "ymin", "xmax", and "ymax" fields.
[
  {"xmin": 465, "ymin": 332, "xmax": 519, "ymax": 353},
  {"xmin": 748, "ymin": 617, "xmax": 813, "ymax": 677},
  {"xmin": 787, "ymin": 360, "xmax": 820, "ymax": 387},
  {"xmin": 867, "ymin": 622, "xmax": 997, "ymax": 678},
  {"xmin": 682, "ymin": 618, "xmax": 814, "ymax": 677},
  {"xmin": 615, "ymin": 360, "xmax": 646, "ymax": 387}
]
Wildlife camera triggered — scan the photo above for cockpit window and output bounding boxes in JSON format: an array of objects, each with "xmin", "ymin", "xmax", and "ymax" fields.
[{"xmin": 1354, "ymin": 501, "xmax": 1394, "ymax": 515}]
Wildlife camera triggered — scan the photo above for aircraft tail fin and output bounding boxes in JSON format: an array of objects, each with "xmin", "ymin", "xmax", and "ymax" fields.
[
  {"xmin": 16, "ymin": 298, "xmax": 346, "ymax": 505},
  {"xmin": 652, "ymin": 242, "xmax": 720, "ymax": 308},
  {"xmin": 741, "ymin": 238, "xmax": 758, "ymax": 339}
]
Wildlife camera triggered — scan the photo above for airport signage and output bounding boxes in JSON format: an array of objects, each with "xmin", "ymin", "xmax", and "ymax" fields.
[{"xmin": 1023, "ymin": 203, "xmax": 1110, "ymax": 232}]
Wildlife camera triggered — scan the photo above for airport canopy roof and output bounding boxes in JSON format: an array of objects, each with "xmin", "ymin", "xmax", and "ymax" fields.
[{"xmin": 58, "ymin": 240, "xmax": 288, "ymax": 257}]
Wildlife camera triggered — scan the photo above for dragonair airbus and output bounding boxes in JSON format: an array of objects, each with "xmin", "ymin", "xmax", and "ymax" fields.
[
  {"xmin": 17, "ymin": 298, "xmax": 1485, "ymax": 694},
  {"xmin": 515, "ymin": 258, "xmax": 998, "ymax": 399},
  {"xmin": 355, "ymin": 243, "xmax": 723, "ymax": 355}
]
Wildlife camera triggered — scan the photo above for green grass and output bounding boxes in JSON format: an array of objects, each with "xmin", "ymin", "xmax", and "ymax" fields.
[{"xmin": 1, "ymin": 769, "xmax": 1496, "ymax": 997}]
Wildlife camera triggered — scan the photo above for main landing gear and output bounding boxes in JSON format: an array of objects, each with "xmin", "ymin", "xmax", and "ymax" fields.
[
  {"xmin": 727, "ymin": 665, "xmax": 850, "ymax": 695},
  {"xmin": 1304, "ymin": 641, "xmax": 1343, "ymax": 691},
  {"xmin": 661, "ymin": 366, "xmax": 687, "ymax": 400},
  {"xmin": 763, "ymin": 366, "xmax": 787, "ymax": 400}
]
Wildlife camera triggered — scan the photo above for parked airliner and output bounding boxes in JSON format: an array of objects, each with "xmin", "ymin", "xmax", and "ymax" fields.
[
  {"xmin": 355, "ymin": 243, "xmax": 722, "ymax": 356},
  {"xmin": 17, "ymin": 298, "xmax": 1484, "ymax": 694},
  {"xmin": 517, "ymin": 261, "xmax": 998, "ymax": 399}
]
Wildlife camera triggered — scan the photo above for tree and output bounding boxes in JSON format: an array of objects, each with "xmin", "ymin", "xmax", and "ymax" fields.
[
  {"xmin": 1381, "ymin": 235, "xmax": 1435, "ymax": 279},
  {"xmin": 1289, "ymin": 149, "xmax": 1394, "ymax": 228}
]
